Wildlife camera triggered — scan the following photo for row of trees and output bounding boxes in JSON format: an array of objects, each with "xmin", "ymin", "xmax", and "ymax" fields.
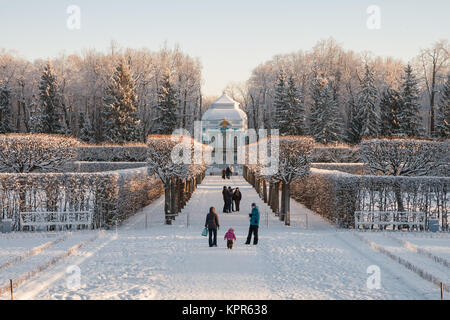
[
  {"xmin": 244, "ymin": 136, "xmax": 315, "ymax": 226},
  {"xmin": 147, "ymin": 135, "xmax": 209, "ymax": 224},
  {"xmin": 227, "ymin": 38, "xmax": 449, "ymax": 143},
  {"xmin": 0, "ymin": 45, "xmax": 202, "ymax": 143}
]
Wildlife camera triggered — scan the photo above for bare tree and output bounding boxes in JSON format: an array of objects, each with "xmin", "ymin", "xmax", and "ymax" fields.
[{"xmin": 416, "ymin": 40, "xmax": 449, "ymax": 135}]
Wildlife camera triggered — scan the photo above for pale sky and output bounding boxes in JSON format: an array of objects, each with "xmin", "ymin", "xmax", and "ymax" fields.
[{"xmin": 0, "ymin": 0, "xmax": 449, "ymax": 96}]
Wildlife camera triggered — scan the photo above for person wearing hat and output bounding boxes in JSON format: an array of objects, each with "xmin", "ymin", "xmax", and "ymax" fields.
[{"xmin": 245, "ymin": 203, "xmax": 260, "ymax": 245}]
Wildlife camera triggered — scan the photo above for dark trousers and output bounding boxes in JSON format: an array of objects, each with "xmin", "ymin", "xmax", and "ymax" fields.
[
  {"xmin": 208, "ymin": 227, "xmax": 217, "ymax": 247},
  {"xmin": 246, "ymin": 225, "xmax": 259, "ymax": 245},
  {"xmin": 225, "ymin": 199, "xmax": 232, "ymax": 213},
  {"xmin": 227, "ymin": 240, "xmax": 234, "ymax": 249},
  {"xmin": 234, "ymin": 200, "xmax": 240, "ymax": 212}
]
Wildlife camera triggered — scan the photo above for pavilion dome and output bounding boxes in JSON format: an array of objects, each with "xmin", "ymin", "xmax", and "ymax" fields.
[{"xmin": 202, "ymin": 93, "xmax": 248, "ymax": 123}]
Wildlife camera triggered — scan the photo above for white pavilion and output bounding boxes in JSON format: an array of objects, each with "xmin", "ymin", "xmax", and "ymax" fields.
[{"xmin": 201, "ymin": 93, "xmax": 248, "ymax": 169}]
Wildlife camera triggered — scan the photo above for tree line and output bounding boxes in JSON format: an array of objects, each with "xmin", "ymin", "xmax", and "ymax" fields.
[
  {"xmin": 226, "ymin": 38, "xmax": 449, "ymax": 143},
  {"xmin": 0, "ymin": 44, "xmax": 202, "ymax": 143}
]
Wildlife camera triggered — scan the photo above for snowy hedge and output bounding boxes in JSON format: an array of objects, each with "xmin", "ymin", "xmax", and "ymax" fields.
[
  {"xmin": 311, "ymin": 146, "xmax": 361, "ymax": 163},
  {"xmin": 291, "ymin": 168, "xmax": 449, "ymax": 229},
  {"xmin": 70, "ymin": 161, "xmax": 147, "ymax": 173},
  {"xmin": 77, "ymin": 144, "xmax": 148, "ymax": 162},
  {"xmin": 311, "ymin": 163, "xmax": 366, "ymax": 175},
  {"xmin": 77, "ymin": 144, "xmax": 362, "ymax": 163},
  {"xmin": 0, "ymin": 168, "xmax": 163, "ymax": 231},
  {"xmin": 0, "ymin": 134, "xmax": 80, "ymax": 173},
  {"xmin": 360, "ymin": 139, "xmax": 449, "ymax": 177}
]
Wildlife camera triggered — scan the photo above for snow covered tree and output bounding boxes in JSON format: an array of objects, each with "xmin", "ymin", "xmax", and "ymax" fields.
[
  {"xmin": 379, "ymin": 88, "xmax": 402, "ymax": 137},
  {"xmin": 153, "ymin": 71, "xmax": 178, "ymax": 134},
  {"xmin": 360, "ymin": 138, "xmax": 447, "ymax": 177},
  {"xmin": 285, "ymin": 74, "xmax": 306, "ymax": 135},
  {"xmin": 399, "ymin": 64, "xmax": 423, "ymax": 137},
  {"xmin": 273, "ymin": 69, "xmax": 288, "ymax": 133},
  {"xmin": 308, "ymin": 75, "xmax": 343, "ymax": 144},
  {"xmin": 78, "ymin": 111, "xmax": 95, "ymax": 143},
  {"xmin": 101, "ymin": 58, "xmax": 142, "ymax": 143},
  {"xmin": 0, "ymin": 84, "xmax": 12, "ymax": 134},
  {"xmin": 0, "ymin": 134, "xmax": 79, "ymax": 173},
  {"xmin": 34, "ymin": 61, "xmax": 66, "ymax": 134},
  {"xmin": 354, "ymin": 64, "xmax": 379, "ymax": 141},
  {"xmin": 345, "ymin": 93, "xmax": 360, "ymax": 144},
  {"xmin": 435, "ymin": 75, "xmax": 450, "ymax": 138}
]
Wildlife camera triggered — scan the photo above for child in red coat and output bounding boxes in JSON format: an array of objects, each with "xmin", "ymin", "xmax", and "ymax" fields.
[{"xmin": 224, "ymin": 228, "xmax": 237, "ymax": 249}]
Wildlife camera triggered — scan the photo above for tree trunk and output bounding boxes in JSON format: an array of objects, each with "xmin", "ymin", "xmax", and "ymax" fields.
[
  {"xmin": 263, "ymin": 179, "xmax": 268, "ymax": 203},
  {"xmin": 394, "ymin": 183, "xmax": 404, "ymax": 230},
  {"xmin": 274, "ymin": 182, "xmax": 280, "ymax": 217},
  {"xmin": 170, "ymin": 177, "xmax": 177, "ymax": 220},
  {"xmin": 429, "ymin": 67, "xmax": 437, "ymax": 136},
  {"xmin": 280, "ymin": 182, "xmax": 286, "ymax": 222},
  {"xmin": 164, "ymin": 181, "xmax": 172, "ymax": 225},
  {"xmin": 268, "ymin": 183, "xmax": 273, "ymax": 209},
  {"xmin": 285, "ymin": 183, "xmax": 291, "ymax": 226}
]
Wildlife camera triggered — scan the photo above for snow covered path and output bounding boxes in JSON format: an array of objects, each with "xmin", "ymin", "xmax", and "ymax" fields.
[{"xmin": 1, "ymin": 176, "xmax": 448, "ymax": 300}]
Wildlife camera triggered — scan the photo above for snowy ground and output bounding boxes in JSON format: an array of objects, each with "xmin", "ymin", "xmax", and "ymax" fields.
[{"xmin": 0, "ymin": 176, "xmax": 449, "ymax": 300}]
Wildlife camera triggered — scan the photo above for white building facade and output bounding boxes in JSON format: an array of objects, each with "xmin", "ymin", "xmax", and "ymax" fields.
[{"xmin": 201, "ymin": 93, "xmax": 248, "ymax": 169}]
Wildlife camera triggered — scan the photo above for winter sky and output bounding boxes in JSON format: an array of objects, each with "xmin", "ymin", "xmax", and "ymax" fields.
[{"xmin": 0, "ymin": 0, "xmax": 449, "ymax": 96}]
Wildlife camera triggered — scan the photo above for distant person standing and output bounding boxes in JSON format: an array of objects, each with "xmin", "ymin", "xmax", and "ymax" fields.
[
  {"xmin": 245, "ymin": 203, "xmax": 260, "ymax": 245},
  {"xmin": 233, "ymin": 187, "xmax": 242, "ymax": 212},
  {"xmin": 225, "ymin": 187, "xmax": 233, "ymax": 213},
  {"xmin": 222, "ymin": 186, "xmax": 228, "ymax": 213},
  {"xmin": 226, "ymin": 166, "xmax": 232, "ymax": 179},
  {"xmin": 228, "ymin": 186, "xmax": 235, "ymax": 212},
  {"xmin": 205, "ymin": 207, "xmax": 220, "ymax": 247},
  {"xmin": 222, "ymin": 168, "xmax": 226, "ymax": 180}
]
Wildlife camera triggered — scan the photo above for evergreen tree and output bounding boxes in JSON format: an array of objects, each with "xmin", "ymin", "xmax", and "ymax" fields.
[
  {"xmin": 308, "ymin": 75, "xmax": 343, "ymax": 144},
  {"xmin": 273, "ymin": 69, "xmax": 288, "ymax": 133},
  {"xmin": 102, "ymin": 58, "xmax": 142, "ymax": 143},
  {"xmin": 399, "ymin": 64, "xmax": 423, "ymax": 137},
  {"xmin": 436, "ymin": 75, "xmax": 450, "ymax": 138},
  {"xmin": 0, "ymin": 84, "xmax": 12, "ymax": 134},
  {"xmin": 346, "ymin": 94, "xmax": 361, "ymax": 144},
  {"xmin": 284, "ymin": 74, "xmax": 306, "ymax": 135},
  {"xmin": 153, "ymin": 71, "xmax": 178, "ymax": 134},
  {"xmin": 379, "ymin": 88, "xmax": 402, "ymax": 137},
  {"xmin": 36, "ymin": 61, "xmax": 66, "ymax": 134},
  {"xmin": 79, "ymin": 111, "xmax": 95, "ymax": 143},
  {"xmin": 355, "ymin": 64, "xmax": 379, "ymax": 140}
]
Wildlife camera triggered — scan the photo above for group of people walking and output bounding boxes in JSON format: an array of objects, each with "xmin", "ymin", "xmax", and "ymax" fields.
[
  {"xmin": 221, "ymin": 166, "xmax": 233, "ymax": 179},
  {"xmin": 204, "ymin": 202, "xmax": 260, "ymax": 249},
  {"xmin": 222, "ymin": 186, "xmax": 242, "ymax": 213}
]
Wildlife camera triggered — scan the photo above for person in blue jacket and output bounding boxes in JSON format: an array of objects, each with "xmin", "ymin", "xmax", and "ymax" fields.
[{"xmin": 245, "ymin": 203, "xmax": 260, "ymax": 245}]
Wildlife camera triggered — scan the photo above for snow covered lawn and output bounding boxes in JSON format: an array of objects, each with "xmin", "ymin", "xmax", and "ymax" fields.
[{"xmin": 0, "ymin": 176, "xmax": 448, "ymax": 300}]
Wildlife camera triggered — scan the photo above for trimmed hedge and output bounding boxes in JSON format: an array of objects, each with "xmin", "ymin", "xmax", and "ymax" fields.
[
  {"xmin": 0, "ymin": 168, "xmax": 163, "ymax": 231},
  {"xmin": 71, "ymin": 162, "xmax": 147, "ymax": 173},
  {"xmin": 77, "ymin": 144, "xmax": 361, "ymax": 163},
  {"xmin": 311, "ymin": 163, "xmax": 366, "ymax": 175},
  {"xmin": 311, "ymin": 147, "xmax": 360, "ymax": 163},
  {"xmin": 77, "ymin": 145, "xmax": 148, "ymax": 162},
  {"xmin": 291, "ymin": 168, "xmax": 449, "ymax": 229}
]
